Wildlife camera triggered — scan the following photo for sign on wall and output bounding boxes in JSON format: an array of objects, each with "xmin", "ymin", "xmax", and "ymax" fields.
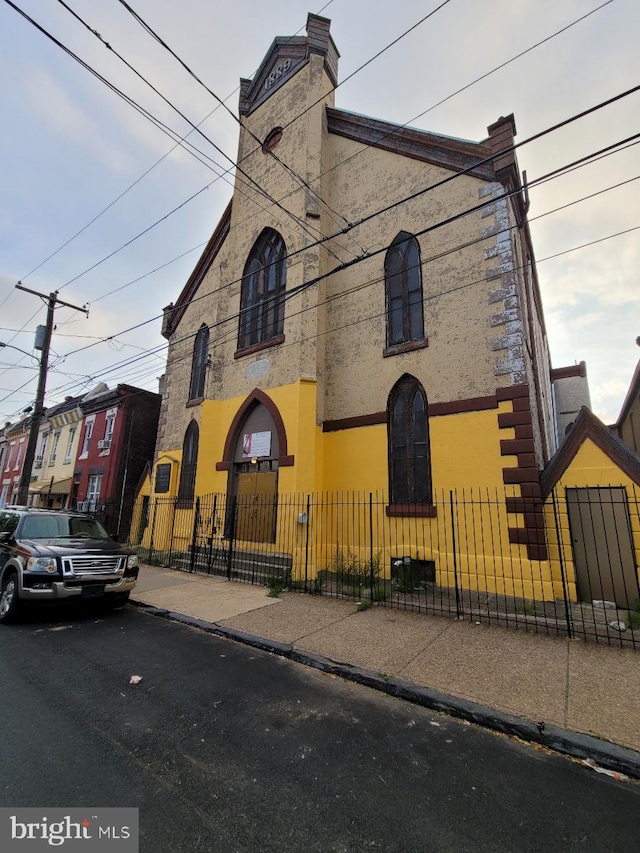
[
  {"xmin": 242, "ymin": 431, "xmax": 272, "ymax": 458},
  {"xmin": 155, "ymin": 463, "xmax": 171, "ymax": 493}
]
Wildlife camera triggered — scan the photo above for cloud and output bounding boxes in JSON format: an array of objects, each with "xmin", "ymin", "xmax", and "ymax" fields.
[{"xmin": 23, "ymin": 69, "xmax": 129, "ymax": 173}]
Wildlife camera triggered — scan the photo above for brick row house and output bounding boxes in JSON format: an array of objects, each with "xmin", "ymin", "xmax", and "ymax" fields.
[{"xmin": 0, "ymin": 383, "xmax": 160, "ymax": 541}]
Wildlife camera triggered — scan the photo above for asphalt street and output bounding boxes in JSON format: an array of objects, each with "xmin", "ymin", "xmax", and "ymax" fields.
[{"xmin": 1, "ymin": 604, "xmax": 638, "ymax": 852}]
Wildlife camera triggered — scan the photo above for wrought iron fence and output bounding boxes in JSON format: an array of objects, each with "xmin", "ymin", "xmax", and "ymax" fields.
[{"xmin": 128, "ymin": 486, "xmax": 640, "ymax": 649}]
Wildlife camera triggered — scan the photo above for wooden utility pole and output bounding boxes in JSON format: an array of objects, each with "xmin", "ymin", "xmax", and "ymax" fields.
[{"xmin": 15, "ymin": 285, "xmax": 88, "ymax": 506}]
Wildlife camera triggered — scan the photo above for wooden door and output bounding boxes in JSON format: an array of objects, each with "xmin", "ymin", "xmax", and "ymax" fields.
[
  {"xmin": 235, "ymin": 471, "xmax": 277, "ymax": 543},
  {"xmin": 567, "ymin": 487, "xmax": 639, "ymax": 608}
]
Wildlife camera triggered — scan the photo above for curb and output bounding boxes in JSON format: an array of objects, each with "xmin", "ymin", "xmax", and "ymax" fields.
[{"xmin": 132, "ymin": 600, "xmax": 640, "ymax": 781}]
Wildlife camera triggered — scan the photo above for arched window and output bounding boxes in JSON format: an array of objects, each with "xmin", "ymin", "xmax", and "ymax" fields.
[
  {"xmin": 238, "ymin": 228, "xmax": 286, "ymax": 351},
  {"xmin": 178, "ymin": 421, "xmax": 199, "ymax": 504},
  {"xmin": 189, "ymin": 325, "xmax": 209, "ymax": 402},
  {"xmin": 388, "ymin": 375, "xmax": 431, "ymax": 504},
  {"xmin": 385, "ymin": 232, "xmax": 424, "ymax": 348}
]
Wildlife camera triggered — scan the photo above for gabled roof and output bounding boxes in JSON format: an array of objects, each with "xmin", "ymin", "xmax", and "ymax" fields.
[
  {"xmin": 326, "ymin": 107, "xmax": 495, "ymax": 181},
  {"xmin": 239, "ymin": 14, "xmax": 339, "ymax": 117},
  {"xmin": 541, "ymin": 407, "xmax": 640, "ymax": 496},
  {"xmin": 615, "ymin": 358, "xmax": 640, "ymax": 428},
  {"xmin": 162, "ymin": 200, "xmax": 232, "ymax": 339}
]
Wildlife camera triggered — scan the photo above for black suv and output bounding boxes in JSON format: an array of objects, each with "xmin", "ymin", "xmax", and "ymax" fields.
[{"xmin": 0, "ymin": 508, "xmax": 139, "ymax": 623}]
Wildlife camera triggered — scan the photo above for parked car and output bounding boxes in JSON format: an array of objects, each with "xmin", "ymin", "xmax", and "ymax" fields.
[{"xmin": 0, "ymin": 508, "xmax": 139, "ymax": 623}]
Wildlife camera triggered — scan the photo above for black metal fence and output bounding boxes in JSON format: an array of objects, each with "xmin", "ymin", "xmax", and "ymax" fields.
[{"xmin": 128, "ymin": 486, "xmax": 640, "ymax": 649}]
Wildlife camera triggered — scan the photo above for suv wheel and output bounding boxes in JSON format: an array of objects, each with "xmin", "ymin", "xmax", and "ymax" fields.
[{"xmin": 0, "ymin": 571, "xmax": 20, "ymax": 624}]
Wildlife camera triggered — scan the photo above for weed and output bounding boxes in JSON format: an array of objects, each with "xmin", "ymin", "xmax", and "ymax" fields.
[
  {"xmin": 265, "ymin": 574, "xmax": 287, "ymax": 597},
  {"xmin": 356, "ymin": 600, "xmax": 372, "ymax": 612},
  {"xmin": 334, "ymin": 547, "xmax": 381, "ymax": 597},
  {"xmin": 515, "ymin": 599, "xmax": 536, "ymax": 616},
  {"xmin": 627, "ymin": 609, "xmax": 640, "ymax": 630}
]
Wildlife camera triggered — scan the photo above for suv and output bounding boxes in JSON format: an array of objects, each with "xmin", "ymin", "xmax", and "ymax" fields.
[{"xmin": 0, "ymin": 508, "xmax": 139, "ymax": 623}]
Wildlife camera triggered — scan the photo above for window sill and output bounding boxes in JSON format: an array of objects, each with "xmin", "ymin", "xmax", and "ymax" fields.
[
  {"xmin": 383, "ymin": 338, "xmax": 428, "ymax": 358},
  {"xmin": 386, "ymin": 503, "xmax": 437, "ymax": 518},
  {"xmin": 234, "ymin": 334, "xmax": 285, "ymax": 360},
  {"xmin": 186, "ymin": 397, "xmax": 204, "ymax": 408}
]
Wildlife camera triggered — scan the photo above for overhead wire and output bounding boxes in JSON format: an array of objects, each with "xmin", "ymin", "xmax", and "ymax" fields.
[
  {"xmin": 3, "ymin": 0, "xmax": 616, "ymax": 307},
  {"xmin": 9, "ymin": 0, "xmax": 337, "ymax": 295},
  {"xmin": 10, "ymin": 146, "xmax": 638, "ymax": 411},
  {"xmin": 0, "ymin": 2, "xmax": 633, "ymax": 409}
]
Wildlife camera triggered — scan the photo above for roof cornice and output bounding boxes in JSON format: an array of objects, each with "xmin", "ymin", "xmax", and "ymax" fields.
[
  {"xmin": 541, "ymin": 406, "xmax": 640, "ymax": 496},
  {"xmin": 162, "ymin": 200, "xmax": 232, "ymax": 339},
  {"xmin": 326, "ymin": 107, "xmax": 495, "ymax": 180}
]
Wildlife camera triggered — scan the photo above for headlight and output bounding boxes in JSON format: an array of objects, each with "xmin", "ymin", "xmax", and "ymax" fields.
[
  {"xmin": 127, "ymin": 554, "xmax": 138, "ymax": 570},
  {"xmin": 26, "ymin": 556, "xmax": 58, "ymax": 574}
]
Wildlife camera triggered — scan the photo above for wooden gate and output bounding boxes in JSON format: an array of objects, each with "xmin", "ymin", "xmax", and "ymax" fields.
[{"xmin": 567, "ymin": 487, "xmax": 639, "ymax": 608}]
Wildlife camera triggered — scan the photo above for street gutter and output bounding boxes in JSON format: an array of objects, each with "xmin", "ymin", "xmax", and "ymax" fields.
[{"xmin": 132, "ymin": 601, "xmax": 640, "ymax": 782}]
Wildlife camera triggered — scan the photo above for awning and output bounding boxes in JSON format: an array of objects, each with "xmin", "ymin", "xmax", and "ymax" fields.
[{"xmin": 29, "ymin": 477, "xmax": 73, "ymax": 495}]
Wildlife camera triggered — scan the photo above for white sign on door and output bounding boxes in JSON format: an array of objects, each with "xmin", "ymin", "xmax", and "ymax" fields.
[{"xmin": 242, "ymin": 431, "xmax": 272, "ymax": 458}]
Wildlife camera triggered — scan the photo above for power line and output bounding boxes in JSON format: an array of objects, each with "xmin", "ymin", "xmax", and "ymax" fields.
[
  {"xmin": 3, "ymin": 110, "xmax": 637, "ymax": 415},
  {"xmin": 3, "ymin": 0, "xmax": 353, "ymax": 299},
  {"xmin": 9, "ymin": 0, "xmax": 336, "ymax": 294},
  {"xmin": 8, "ymin": 161, "xmax": 637, "ymax": 413},
  {"xmin": 37, "ymin": 124, "xmax": 640, "ymax": 385},
  {"xmin": 3, "ymin": 0, "xmax": 616, "ymax": 310}
]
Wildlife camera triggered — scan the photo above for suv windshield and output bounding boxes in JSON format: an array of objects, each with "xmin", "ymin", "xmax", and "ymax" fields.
[{"xmin": 20, "ymin": 515, "xmax": 110, "ymax": 541}]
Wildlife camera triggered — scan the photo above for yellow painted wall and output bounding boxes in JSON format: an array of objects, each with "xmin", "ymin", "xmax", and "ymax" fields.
[{"xmin": 543, "ymin": 438, "xmax": 640, "ymax": 604}]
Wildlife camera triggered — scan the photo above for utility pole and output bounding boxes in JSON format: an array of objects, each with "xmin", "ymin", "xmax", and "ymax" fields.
[{"xmin": 15, "ymin": 285, "xmax": 88, "ymax": 506}]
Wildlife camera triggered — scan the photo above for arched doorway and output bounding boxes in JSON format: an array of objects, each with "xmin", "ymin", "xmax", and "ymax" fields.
[
  {"xmin": 232, "ymin": 402, "xmax": 279, "ymax": 542},
  {"xmin": 217, "ymin": 390, "xmax": 294, "ymax": 543}
]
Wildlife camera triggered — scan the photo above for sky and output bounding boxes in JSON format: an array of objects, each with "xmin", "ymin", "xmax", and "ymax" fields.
[{"xmin": 0, "ymin": 0, "xmax": 638, "ymax": 427}]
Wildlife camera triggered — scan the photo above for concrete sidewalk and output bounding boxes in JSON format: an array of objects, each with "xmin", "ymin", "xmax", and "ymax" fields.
[{"xmin": 132, "ymin": 564, "xmax": 640, "ymax": 773}]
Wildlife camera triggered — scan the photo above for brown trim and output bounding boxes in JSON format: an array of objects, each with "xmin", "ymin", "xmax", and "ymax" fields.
[
  {"xmin": 540, "ymin": 406, "xmax": 640, "ymax": 496},
  {"xmin": 498, "ymin": 410, "xmax": 533, "ymax": 428},
  {"xmin": 322, "ymin": 393, "xmax": 501, "ymax": 432},
  {"xmin": 323, "ymin": 412, "xmax": 386, "ymax": 433},
  {"xmin": 502, "ymin": 467, "xmax": 540, "ymax": 484},
  {"xmin": 186, "ymin": 397, "xmax": 203, "ymax": 409},
  {"xmin": 496, "ymin": 383, "xmax": 529, "ymax": 402},
  {"xmin": 386, "ymin": 504, "xmax": 438, "ymax": 518},
  {"xmin": 509, "ymin": 527, "xmax": 547, "ymax": 546},
  {"xmin": 234, "ymin": 334, "xmax": 285, "ymax": 360},
  {"xmin": 550, "ymin": 362, "xmax": 587, "ymax": 381},
  {"xmin": 500, "ymin": 438, "xmax": 535, "ymax": 456},
  {"xmin": 217, "ymin": 388, "xmax": 294, "ymax": 470},
  {"xmin": 512, "ymin": 397, "xmax": 531, "ymax": 412},
  {"xmin": 614, "ymin": 358, "xmax": 640, "ymax": 428},
  {"xmin": 514, "ymin": 424, "xmax": 533, "ymax": 440},
  {"xmin": 383, "ymin": 338, "xmax": 429, "ymax": 358},
  {"xmin": 496, "ymin": 384, "xmax": 548, "ymax": 561},
  {"xmin": 164, "ymin": 201, "xmax": 232, "ymax": 339},
  {"xmin": 327, "ymin": 107, "xmax": 495, "ymax": 181},
  {"xmin": 428, "ymin": 394, "xmax": 497, "ymax": 416}
]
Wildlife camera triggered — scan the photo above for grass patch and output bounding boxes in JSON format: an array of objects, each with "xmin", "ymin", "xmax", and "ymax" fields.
[
  {"xmin": 627, "ymin": 609, "xmax": 640, "ymax": 630},
  {"xmin": 515, "ymin": 599, "xmax": 536, "ymax": 616}
]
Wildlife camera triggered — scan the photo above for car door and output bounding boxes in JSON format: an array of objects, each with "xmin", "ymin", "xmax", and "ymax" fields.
[{"xmin": 0, "ymin": 512, "xmax": 19, "ymax": 568}]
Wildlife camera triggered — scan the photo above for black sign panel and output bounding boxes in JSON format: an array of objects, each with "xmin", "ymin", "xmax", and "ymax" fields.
[{"xmin": 155, "ymin": 463, "xmax": 171, "ymax": 494}]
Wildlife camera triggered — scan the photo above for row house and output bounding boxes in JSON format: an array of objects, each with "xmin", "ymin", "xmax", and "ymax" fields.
[
  {"xmin": 0, "ymin": 416, "xmax": 29, "ymax": 507},
  {"xmin": 29, "ymin": 394, "xmax": 85, "ymax": 509},
  {"xmin": 73, "ymin": 383, "xmax": 161, "ymax": 539}
]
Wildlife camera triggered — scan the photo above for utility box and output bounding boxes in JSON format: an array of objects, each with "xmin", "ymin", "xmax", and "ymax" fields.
[{"xmin": 34, "ymin": 325, "xmax": 46, "ymax": 351}]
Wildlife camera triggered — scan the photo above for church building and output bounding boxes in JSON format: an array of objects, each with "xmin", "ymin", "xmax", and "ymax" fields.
[{"xmin": 143, "ymin": 14, "xmax": 639, "ymax": 612}]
